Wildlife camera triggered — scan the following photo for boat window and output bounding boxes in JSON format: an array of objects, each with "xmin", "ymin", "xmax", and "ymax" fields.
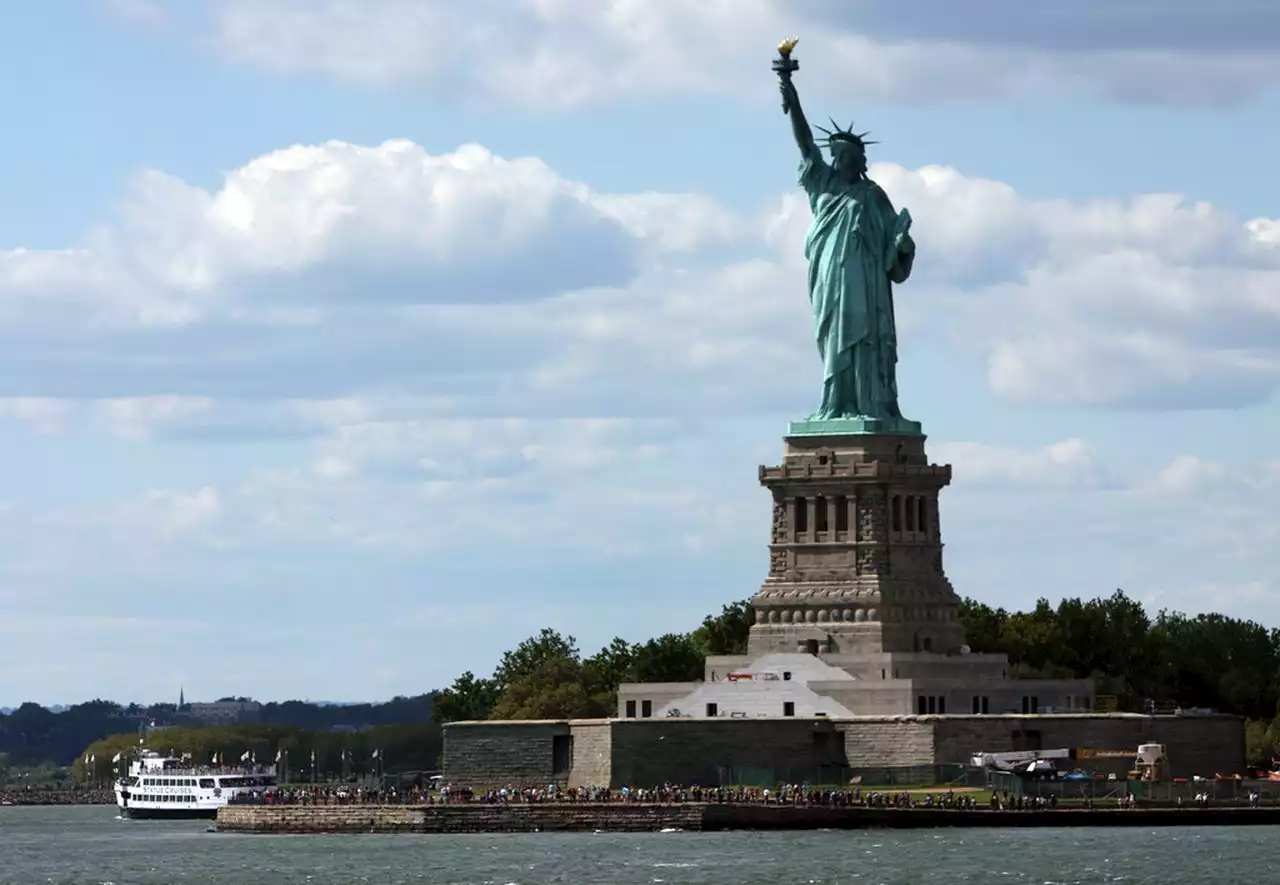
[{"xmin": 200, "ymin": 778, "xmax": 215, "ymax": 788}]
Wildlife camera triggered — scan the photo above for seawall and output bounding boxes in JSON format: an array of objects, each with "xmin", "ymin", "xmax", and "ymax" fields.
[
  {"xmin": 215, "ymin": 803, "xmax": 1280, "ymax": 834},
  {"xmin": 216, "ymin": 803, "xmax": 704, "ymax": 833},
  {"xmin": 0, "ymin": 790, "xmax": 114, "ymax": 806}
]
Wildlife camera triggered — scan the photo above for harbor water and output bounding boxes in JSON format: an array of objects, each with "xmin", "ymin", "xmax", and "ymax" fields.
[{"xmin": 0, "ymin": 804, "xmax": 1267, "ymax": 884}]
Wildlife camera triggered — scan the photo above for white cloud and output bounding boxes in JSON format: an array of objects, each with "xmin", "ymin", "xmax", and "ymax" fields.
[
  {"xmin": 172, "ymin": 0, "xmax": 1280, "ymax": 108},
  {"xmin": 223, "ymin": 417, "xmax": 758, "ymax": 556},
  {"xmin": 932, "ymin": 438, "xmax": 1099, "ymax": 487},
  {"xmin": 1138, "ymin": 454, "xmax": 1229, "ymax": 497},
  {"xmin": 55, "ymin": 485, "xmax": 226, "ymax": 544},
  {"xmin": 0, "ymin": 398, "xmax": 69, "ymax": 435},
  {"xmin": 94, "ymin": 396, "xmax": 214, "ymax": 440}
]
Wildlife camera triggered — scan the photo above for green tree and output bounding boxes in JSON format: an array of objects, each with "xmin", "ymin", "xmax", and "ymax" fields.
[
  {"xmin": 432, "ymin": 672, "xmax": 498, "ymax": 724},
  {"xmin": 492, "ymin": 628, "xmax": 579, "ymax": 691},
  {"xmin": 582, "ymin": 637, "xmax": 636, "ymax": 711},
  {"xmin": 692, "ymin": 601, "xmax": 754, "ymax": 655},
  {"xmin": 488, "ymin": 657, "xmax": 595, "ymax": 720},
  {"xmin": 627, "ymin": 634, "xmax": 705, "ymax": 683}
]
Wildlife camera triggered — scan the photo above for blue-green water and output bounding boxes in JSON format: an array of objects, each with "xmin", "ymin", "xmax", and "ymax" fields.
[{"xmin": 0, "ymin": 805, "xmax": 1269, "ymax": 883}]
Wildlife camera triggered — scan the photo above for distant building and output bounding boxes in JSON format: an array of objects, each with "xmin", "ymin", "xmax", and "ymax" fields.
[{"xmin": 187, "ymin": 700, "xmax": 261, "ymax": 724}]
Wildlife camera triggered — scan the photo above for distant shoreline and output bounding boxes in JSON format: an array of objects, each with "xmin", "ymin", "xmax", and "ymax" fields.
[
  {"xmin": 215, "ymin": 803, "xmax": 1280, "ymax": 834},
  {"xmin": 0, "ymin": 791, "xmax": 114, "ymax": 806}
]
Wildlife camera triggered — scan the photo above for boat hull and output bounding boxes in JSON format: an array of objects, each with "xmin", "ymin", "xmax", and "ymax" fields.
[{"xmin": 119, "ymin": 804, "xmax": 218, "ymax": 820}]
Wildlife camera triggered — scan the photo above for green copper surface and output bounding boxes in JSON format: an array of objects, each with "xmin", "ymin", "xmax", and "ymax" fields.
[
  {"xmin": 787, "ymin": 416, "xmax": 923, "ymax": 437},
  {"xmin": 773, "ymin": 44, "xmax": 920, "ymax": 435}
]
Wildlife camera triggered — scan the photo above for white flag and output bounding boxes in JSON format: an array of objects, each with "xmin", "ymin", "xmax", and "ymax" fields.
[
  {"xmin": 83, "ymin": 754, "xmax": 89, "ymax": 764},
  {"xmin": 90, "ymin": 754, "xmax": 96, "ymax": 763},
  {"xmin": 111, "ymin": 753, "xmax": 122, "ymax": 763},
  {"xmin": 240, "ymin": 751, "xmax": 250, "ymax": 762},
  {"xmin": 275, "ymin": 750, "xmax": 282, "ymax": 762},
  {"xmin": 371, "ymin": 749, "xmax": 379, "ymax": 759}
]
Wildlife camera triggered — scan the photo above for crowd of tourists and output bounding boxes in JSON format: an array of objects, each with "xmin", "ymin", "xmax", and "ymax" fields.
[{"xmin": 228, "ymin": 782, "xmax": 996, "ymax": 809}]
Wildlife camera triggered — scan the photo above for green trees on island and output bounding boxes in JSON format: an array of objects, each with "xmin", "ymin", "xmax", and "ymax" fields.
[
  {"xmin": 433, "ymin": 602, "xmax": 753, "ymax": 723},
  {"xmin": 71, "ymin": 723, "xmax": 442, "ymax": 785},
  {"xmin": 959, "ymin": 591, "xmax": 1280, "ymax": 722},
  {"xmin": 0, "ymin": 695, "xmax": 436, "ymax": 773}
]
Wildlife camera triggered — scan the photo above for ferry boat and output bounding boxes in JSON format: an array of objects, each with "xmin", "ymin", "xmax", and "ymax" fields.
[{"xmin": 114, "ymin": 750, "xmax": 277, "ymax": 819}]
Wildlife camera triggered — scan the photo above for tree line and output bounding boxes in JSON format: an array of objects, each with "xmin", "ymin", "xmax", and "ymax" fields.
[
  {"xmin": 0, "ymin": 694, "xmax": 434, "ymax": 767},
  {"xmin": 431, "ymin": 602, "xmax": 754, "ymax": 722},
  {"xmin": 73, "ymin": 723, "xmax": 442, "ymax": 785},
  {"xmin": 959, "ymin": 590, "xmax": 1280, "ymax": 721}
]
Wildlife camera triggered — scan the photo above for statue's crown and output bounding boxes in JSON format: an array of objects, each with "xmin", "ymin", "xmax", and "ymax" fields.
[{"xmin": 815, "ymin": 118, "xmax": 877, "ymax": 150}]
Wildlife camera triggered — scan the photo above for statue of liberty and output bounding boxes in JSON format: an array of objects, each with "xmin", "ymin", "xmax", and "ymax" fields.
[{"xmin": 773, "ymin": 39, "xmax": 920, "ymax": 434}]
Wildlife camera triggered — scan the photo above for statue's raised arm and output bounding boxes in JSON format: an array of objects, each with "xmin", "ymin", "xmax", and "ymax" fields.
[{"xmin": 773, "ymin": 37, "xmax": 816, "ymax": 158}]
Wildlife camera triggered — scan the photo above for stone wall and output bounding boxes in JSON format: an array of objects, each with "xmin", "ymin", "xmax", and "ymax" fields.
[
  {"xmin": 216, "ymin": 803, "xmax": 1280, "ymax": 834},
  {"xmin": 442, "ymin": 721, "xmax": 568, "ymax": 788},
  {"xmin": 569, "ymin": 721, "xmax": 612, "ymax": 787},
  {"xmin": 841, "ymin": 719, "xmax": 934, "ymax": 768},
  {"xmin": 217, "ymin": 805, "xmax": 425, "ymax": 833},
  {"xmin": 216, "ymin": 803, "xmax": 704, "ymax": 834},
  {"xmin": 442, "ymin": 713, "xmax": 1246, "ymax": 788},
  {"xmin": 609, "ymin": 718, "xmax": 848, "ymax": 786}
]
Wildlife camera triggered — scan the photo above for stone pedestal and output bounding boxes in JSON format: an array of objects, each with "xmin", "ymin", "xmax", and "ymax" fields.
[{"xmin": 748, "ymin": 432, "xmax": 965, "ymax": 657}]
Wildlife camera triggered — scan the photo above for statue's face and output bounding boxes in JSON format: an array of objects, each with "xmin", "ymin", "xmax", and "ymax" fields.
[{"xmin": 829, "ymin": 141, "xmax": 867, "ymax": 176}]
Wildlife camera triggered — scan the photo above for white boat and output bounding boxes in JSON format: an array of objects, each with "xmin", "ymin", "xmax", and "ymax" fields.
[{"xmin": 114, "ymin": 750, "xmax": 277, "ymax": 819}]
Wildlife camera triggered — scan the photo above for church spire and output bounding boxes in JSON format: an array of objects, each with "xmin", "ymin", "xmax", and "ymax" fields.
[{"xmin": 179, "ymin": 686, "xmax": 185, "ymax": 709}]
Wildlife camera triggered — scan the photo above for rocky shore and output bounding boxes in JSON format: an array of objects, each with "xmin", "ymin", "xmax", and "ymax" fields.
[
  {"xmin": 215, "ymin": 802, "xmax": 1280, "ymax": 834},
  {"xmin": 0, "ymin": 790, "xmax": 115, "ymax": 806}
]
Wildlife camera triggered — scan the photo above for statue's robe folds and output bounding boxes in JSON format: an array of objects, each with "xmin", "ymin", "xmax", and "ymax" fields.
[{"xmin": 798, "ymin": 144, "xmax": 915, "ymax": 421}]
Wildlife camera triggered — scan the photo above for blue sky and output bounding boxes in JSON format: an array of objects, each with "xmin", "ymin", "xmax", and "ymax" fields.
[{"xmin": 2, "ymin": 0, "xmax": 1279, "ymax": 706}]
